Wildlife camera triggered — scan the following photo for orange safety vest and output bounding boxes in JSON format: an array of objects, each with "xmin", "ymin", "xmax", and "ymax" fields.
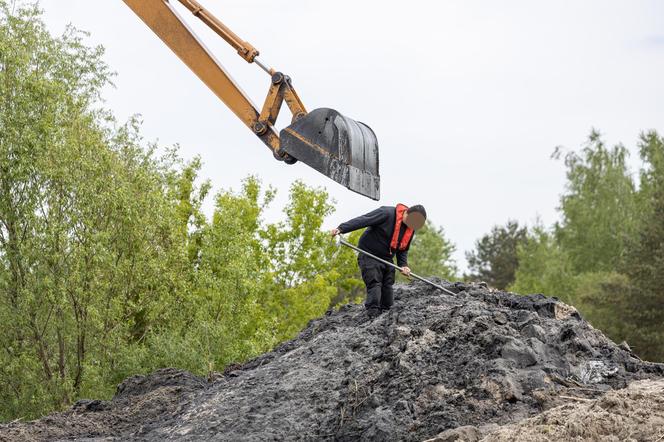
[{"xmin": 390, "ymin": 204, "xmax": 414, "ymax": 252}]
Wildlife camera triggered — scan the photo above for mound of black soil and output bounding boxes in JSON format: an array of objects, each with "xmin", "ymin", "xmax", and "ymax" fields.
[{"xmin": 2, "ymin": 281, "xmax": 662, "ymax": 441}]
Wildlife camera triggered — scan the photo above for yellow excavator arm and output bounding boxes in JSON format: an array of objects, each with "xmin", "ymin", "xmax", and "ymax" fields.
[{"xmin": 122, "ymin": 0, "xmax": 380, "ymax": 200}]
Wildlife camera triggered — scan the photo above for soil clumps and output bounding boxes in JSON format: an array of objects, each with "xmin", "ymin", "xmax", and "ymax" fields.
[{"xmin": 1, "ymin": 281, "xmax": 662, "ymax": 441}]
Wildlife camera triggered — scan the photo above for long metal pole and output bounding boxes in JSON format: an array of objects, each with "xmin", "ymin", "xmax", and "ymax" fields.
[{"xmin": 337, "ymin": 238, "xmax": 456, "ymax": 296}]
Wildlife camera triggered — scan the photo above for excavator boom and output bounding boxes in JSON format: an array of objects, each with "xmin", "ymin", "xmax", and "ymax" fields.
[
  {"xmin": 122, "ymin": 0, "xmax": 380, "ymax": 200},
  {"xmin": 122, "ymin": 0, "xmax": 280, "ymax": 151}
]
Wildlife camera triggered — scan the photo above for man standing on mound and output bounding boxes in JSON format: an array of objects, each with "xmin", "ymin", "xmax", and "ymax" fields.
[{"xmin": 331, "ymin": 204, "xmax": 427, "ymax": 318}]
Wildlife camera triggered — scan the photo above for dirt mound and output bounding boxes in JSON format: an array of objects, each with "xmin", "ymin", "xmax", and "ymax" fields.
[
  {"xmin": 1, "ymin": 281, "xmax": 662, "ymax": 441},
  {"xmin": 0, "ymin": 369, "xmax": 206, "ymax": 442},
  {"xmin": 482, "ymin": 378, "xmax": 664, "ymax": 442}
]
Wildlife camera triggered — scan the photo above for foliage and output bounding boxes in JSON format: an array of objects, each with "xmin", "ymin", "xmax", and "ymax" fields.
[
  {"xmin": 507, "ymin": 130, "xmax": 664, "ymax": 363},
  {"xmin": 554, "ymin": 130, "xmax": 638, "ymax": 273},
  {"xmin": 0, "ymin": 1, "xmax": 191, "ymax": 418},
  {"xmin": 508, "ymin": 231, "xmax": 634, "ymax": 357},
  {"xmin": 465, "ymin": 220, "xmax": 527, "ymax": 289},
  {"xmin": 509, "ymin": 225, "xmax": 576, "ymax": 302},
  {"xmin": 8, "ymin": 0, "xmax": 664, "ymax": 426},
  {"xmin": 621, "ymin": 131, "xmax": 664, "ymax": 362},
  {"xmin": 572, "ymin": 271, "xmax": 632, "ymax": 345},
  {"xmin": 0, "ymin": 3, "xmax": 367, "ymax": 420},
  {"xmin": 329, "ymin": 229, "xmax": 364, "ymax": 306}
]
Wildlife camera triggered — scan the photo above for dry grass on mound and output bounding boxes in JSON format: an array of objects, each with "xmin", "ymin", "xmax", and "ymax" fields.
[{"xmin": 483, "ymin": 379, "xmax": 664, "ymax": 442}]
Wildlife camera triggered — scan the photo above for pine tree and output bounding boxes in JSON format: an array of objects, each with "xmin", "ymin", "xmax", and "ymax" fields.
[{"xmin": 466, "ymin": 220, "xmax": 527, "ymax": 289}]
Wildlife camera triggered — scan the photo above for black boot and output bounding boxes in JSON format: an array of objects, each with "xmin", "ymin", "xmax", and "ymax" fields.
[{"xmin": 366, "ymin": 307, "xmax": 381, "ymax": 319}]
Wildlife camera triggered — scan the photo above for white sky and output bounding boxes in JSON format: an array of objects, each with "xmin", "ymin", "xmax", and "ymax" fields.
[{"xmin": 39, "ymin": 1, "xmax": 664, "ymax": 271}]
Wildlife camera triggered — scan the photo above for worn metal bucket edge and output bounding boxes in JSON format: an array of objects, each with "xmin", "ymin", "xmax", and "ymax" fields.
[{"xmin": 280, "ymin": 108, "xmax": 380, "ymax": 200}]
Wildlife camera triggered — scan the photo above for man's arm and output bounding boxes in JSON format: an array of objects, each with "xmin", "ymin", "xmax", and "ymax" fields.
[
  {"xmin": 396, "ymin": 232, "xmax": 414, "ymax": 272},
  {"xmin": 396, "ymin": 247, "xmax": 410, "ymax": 268},
  {"xmin": 337, "ymin": 207, "xmax": 388, "ymax": 234}
]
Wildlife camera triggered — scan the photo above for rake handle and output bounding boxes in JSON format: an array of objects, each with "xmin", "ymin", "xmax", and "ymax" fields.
[{"xmin": 337, "ymin": 238, "xmax": 456, "ymax": 296}]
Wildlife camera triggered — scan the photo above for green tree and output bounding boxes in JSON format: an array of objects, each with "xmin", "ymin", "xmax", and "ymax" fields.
[
  {"xmin": 0, "ymin": 1, "xmax": 119, "ymax": 416},
  {"xmin": 621, "ymin": 131, "xmax": 664, "ymax": 361},
  {"xmin": 509, "ymin": 225, "xmax": 577, "ymax": 301},
  {"xmin": 572, "ymin": 271, "xmax": 631, "ymax": 345},
  {"xmin": 329, "ymin": 229, "xmax": 364, "ymax": 306},
  {"xmin": 466, "ymin": 220, "xmax": 528, "ymax": 289},
  {"xmin": 196, "ymin": 178, "xmax": 273, "ymax": 365},
  {"xmin": 0, "ymin": 3, "xmax": 194, "ymax": 418},
  {"xmin": 171, "ymin": 155, "xmax": 211, "ymax": 266},
  {"xmin": 509, "ymin": 226, "xmax": 632, "ymax": 347},
  {"xmin": 261, "ymin": 181, "xmax": 362, "ymax": 341},
  {"xmin": 555, "ymin": 130, "xmax": 638, "ymax": 273},
  {"xmin": 505, "ymin": 130, "xmax": 664, "ymax": 362},
  {"xmin": 139, "ymin": 177, "xmax": 365, "ymax": 378}
]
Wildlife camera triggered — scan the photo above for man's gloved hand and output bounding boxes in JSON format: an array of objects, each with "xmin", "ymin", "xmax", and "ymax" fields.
[
  {"xmin": 400, "ymin": 266, "xmax": 411, "ymax": 276},
  {"xmin": 330, "ymin": 228, "xmax": 341, "ymax": 237}
]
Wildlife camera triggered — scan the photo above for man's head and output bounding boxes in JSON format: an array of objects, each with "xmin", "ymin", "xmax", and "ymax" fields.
[{"xmin": 404, "ymin": 204, "xmax": 427, "ymax": 230}]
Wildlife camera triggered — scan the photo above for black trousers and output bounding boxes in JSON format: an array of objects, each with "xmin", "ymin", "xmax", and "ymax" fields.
[{"xmin": 358, "ymin": 254, "xmax": 395, "ymax": 311}]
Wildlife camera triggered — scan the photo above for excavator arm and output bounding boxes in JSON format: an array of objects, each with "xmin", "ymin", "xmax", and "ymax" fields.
[{"xmin": 122, "ymin": 0, "xmax": 380, "ymax": 200}]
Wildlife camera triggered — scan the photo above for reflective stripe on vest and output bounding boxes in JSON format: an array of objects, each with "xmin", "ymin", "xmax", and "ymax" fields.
[{"xmin": 390, "ymin": 203, "xmax": 414, "ymax": 252}]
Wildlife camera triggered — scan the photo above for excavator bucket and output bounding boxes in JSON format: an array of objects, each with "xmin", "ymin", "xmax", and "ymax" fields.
[{"xmin": 280, "ymin": 108, "xmax": 380, "ymax": 200}]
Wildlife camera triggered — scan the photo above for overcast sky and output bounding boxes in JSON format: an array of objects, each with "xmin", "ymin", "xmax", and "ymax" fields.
[{"xmin": 39, "ymin": 1, "xmax": 664, "ymax": 271}]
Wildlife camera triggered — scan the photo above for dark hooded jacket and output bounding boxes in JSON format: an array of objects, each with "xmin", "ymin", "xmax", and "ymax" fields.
[{"xmin": 337, "ymin": 206, "xmax": 413, "ymax": 267}]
